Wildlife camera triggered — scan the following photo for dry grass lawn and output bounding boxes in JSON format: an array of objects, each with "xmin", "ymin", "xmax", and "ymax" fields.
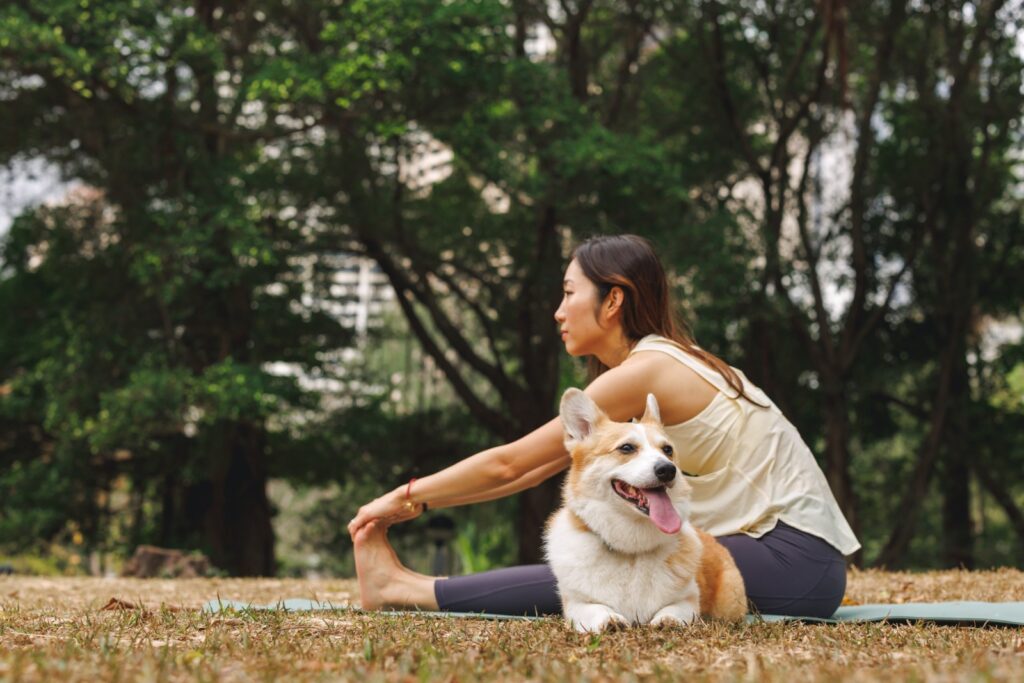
[{"xmin": 2, "ymin": 568, "xmax": 1023, "ymax": 681}]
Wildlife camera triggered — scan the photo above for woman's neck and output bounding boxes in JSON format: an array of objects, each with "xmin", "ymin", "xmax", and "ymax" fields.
[{"xmin": 594, "ymin": 329, "xmax": 634, "ymax": 368}]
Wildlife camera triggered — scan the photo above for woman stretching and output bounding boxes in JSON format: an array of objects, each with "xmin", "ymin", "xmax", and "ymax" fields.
[{"xmin": 348, "ymin": 234, "xmax": 859, "ymax": 618}]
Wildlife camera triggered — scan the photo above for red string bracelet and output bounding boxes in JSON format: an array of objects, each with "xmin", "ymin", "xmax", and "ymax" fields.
[{"xmin": 405, "ymin": 478, "xmax": 428, "ymax": 511}]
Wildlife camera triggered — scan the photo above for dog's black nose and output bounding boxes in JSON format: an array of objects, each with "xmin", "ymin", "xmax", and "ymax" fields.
[{"xmin": 654, "ymin": 461, "xmax": 676, "ymax": 483}]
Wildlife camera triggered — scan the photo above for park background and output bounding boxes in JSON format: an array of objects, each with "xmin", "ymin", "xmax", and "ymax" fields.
[{"xmin": 0, "ymin": 0, "xmax": 1022, "ymax": 580}]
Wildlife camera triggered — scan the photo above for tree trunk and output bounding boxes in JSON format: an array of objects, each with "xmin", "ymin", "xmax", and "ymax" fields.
[
  {"xmin": 822, "ymin": 386, "xmax": 861, "ymax": 563},
  {"xmin": 160, "ymin": 469, "xmax": 177, "ymax": 547},
  {"xmin": 204, "ymin": 421, "xmax": 276, "ymax": 576},
  {"xmin": 940, "ymin": 345, "xmax": 973, "ymax": 568},
  {"xmin": 940, "ymin": 450, "xmax": 973, "ymax": 568},
  {"xmin": 512, "ymin": 208, "xmax": 565, "ymax": 564},
  {"xmin": 873, "ymin": 337, "xmax": 956, "ymax": 568}
]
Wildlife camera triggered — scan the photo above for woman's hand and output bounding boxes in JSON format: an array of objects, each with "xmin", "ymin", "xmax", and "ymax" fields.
[{"xmin": 348, "ymin": 488, "xmax": 424, "ymax": 537}]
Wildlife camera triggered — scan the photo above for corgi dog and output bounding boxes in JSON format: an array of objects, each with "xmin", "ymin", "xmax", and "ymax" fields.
[{"xmin": 544, "ymin": 388, "xmax": 747, "ymax": 633}]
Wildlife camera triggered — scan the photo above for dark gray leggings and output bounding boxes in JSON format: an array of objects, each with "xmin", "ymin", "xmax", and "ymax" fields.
[{"xmin": 433, "ymin": 521, "xmax": 847, "ymax": 618}]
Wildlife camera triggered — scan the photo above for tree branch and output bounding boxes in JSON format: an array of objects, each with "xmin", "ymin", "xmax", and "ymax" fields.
[
  {"xmin": 749, "ymin": 41, "xmax": 780, "ymax": 121},
  {"xmin": 840, "ymin": 225, "xmax": 924, "ymax": 373},
  {"xmin": 973, "ymin": 465, "xmax": 1024, "ymax": 561},
  {"xmin": 386, "ymin": 180, "xmax": 517, "ymax": 398},
  {"xmin": 768, "ymin": 10, "xmax": 831, "ymax": 171},
  {"xmin": 870, "ymin": 390, "xmax": 929, "ymax": 421},
  {"xmin": 841, "ymin": 0, "xmax": 907, "ymax": 356},
  {"xmin": 701, "ymin": 0, "xmax": 767, "ymax": 179},
  {"xmin": 426, "ymin": 266, "xmax": 506, "ymax": 374},
  {"xmin": 950, "ymin": 0, "xmax": 1009, "ymax": 102},
  {"xmin": 874, "ymin": 311, "xmax": 966, "ymax": 567},
  {"xmin": 405, "ymin": 257, "xmax": 515, "ymax": 396},
  {"xmin": 778, "ymin": 5, "xmax": 823, "ymax": 99},
  {"xmin": 562, "ymin": 0, "xmax": 595, "ymax": 102},
  {"xmin": 794, "ymin": 126, "xmax": 837, "ymax": 364},
  {"xmin": 360, "ymin": 235, "xmax": 516, "ymax": 439},
  {"xmin": 604, "ymin": 5, "xmax": 654, "ymax": 127}
]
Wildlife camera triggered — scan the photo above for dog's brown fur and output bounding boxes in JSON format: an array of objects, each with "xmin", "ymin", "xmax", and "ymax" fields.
[
  {"xmin": 691, "ymin": 529, "xmax": 747, "ymax": 620},
  {"xmin": 551, "ymin": 389, "xmax": 747, "ymax": 626}
]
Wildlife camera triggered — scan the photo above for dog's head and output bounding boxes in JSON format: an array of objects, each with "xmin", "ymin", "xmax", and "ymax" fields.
[{"xmin": 559, "ymin": 388, "xmax": 691, "ymax": 553}]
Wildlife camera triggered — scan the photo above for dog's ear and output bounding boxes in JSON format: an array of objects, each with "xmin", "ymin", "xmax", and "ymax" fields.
[
  {"xmin": 560, "ymin": 388, "xmax": 604, "ymax": 445},
  {"xmin": 640, "ymin": 393, "xmax": 662, "ymax": 425}
]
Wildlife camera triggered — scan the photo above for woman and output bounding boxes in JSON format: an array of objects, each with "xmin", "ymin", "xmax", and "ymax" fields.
[{"xmin": 348, "ymin": 234, "xmax": 859, "ymax": 618}]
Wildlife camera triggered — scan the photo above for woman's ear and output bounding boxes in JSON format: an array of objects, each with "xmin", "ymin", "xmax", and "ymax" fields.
[{"xmin": 604, "ymin": 286, "xmax": 624, "ymax": 318}]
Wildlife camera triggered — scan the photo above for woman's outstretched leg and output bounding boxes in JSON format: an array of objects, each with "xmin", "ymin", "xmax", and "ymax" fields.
[
  {"xmin": 434, "ymin": 564, "xmax": 561, "ymax": 616},
  {"xmin": 353, "ymin": 521, "xmax": 440, "ymax": 610},
  {"xmin": 353, "ymin": 520, "xmax": 561, "ymax": 615}
]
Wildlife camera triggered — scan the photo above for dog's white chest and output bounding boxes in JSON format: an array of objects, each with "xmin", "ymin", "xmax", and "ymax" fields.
[{"xmin": 545, "ymin": 509, "xmax": 697, "ymax": 626}]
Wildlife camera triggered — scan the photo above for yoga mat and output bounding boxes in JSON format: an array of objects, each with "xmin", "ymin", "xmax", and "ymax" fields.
[
  {"xmin": 203, "ymin": 599, "xmax": 536, "ymax": 621},
  {"xmin": 202, "ymin": 599, "xmax": 1024, "ymax": 627},
  {"xmin": 755, "ymin": 601, "xmax": 1024, "ymax": 627}
]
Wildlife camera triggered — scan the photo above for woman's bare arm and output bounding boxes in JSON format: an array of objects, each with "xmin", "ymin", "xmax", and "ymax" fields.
[
  {"xmin": 347, "ymin": 355, "xmax": 659, "ymax": 534},
  {"xmin": 429, "ymin": 452, "xmax": 571, "ymax": 509},
  {"xmin": 347, "ymin": 416, "xmax": 566, "ymax": 533}
]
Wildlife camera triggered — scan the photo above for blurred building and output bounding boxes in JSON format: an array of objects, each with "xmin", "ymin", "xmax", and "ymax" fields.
[{"xmin": 326, "ymin": 254, "xmax": 394, "ymax": 337}]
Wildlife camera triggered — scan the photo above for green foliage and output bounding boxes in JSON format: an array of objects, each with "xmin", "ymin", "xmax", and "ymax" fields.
[
  {"xmin": 0, "ymin": 549, "xmax": 83, "ymax": 576},
  {"xmin": 1, "ymin": 0, "xmax": 1022, "ymax": 574},
  {"xmin": 453, "ymin": 514, "xmax": 517, "ymax": 574}
]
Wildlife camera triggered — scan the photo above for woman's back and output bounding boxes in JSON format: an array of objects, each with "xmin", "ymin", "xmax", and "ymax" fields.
[{"xmin": 629, "ymin": 334, "xmax": 860, "ymax": 556}]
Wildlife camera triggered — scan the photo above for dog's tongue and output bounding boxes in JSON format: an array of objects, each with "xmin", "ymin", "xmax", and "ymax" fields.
[{"xmin": 644, "ymin": 488, "xmax": 681, "ymax": 534}]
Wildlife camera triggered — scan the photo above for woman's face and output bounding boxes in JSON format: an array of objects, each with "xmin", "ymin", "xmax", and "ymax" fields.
[{"xmin": 554, "ymin": 259, "xmax": 608, "ymax": 357}]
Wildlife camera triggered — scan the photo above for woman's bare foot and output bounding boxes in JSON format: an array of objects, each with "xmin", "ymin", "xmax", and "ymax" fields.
[{"xmin": 353, "ymin": 521, "xmax": 440, "ymax": 610}]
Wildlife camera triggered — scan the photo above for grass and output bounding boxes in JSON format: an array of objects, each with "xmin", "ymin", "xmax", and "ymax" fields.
[{"xmin": 1, "ymin": 568, "xmax": 1022, "ymax": 681}]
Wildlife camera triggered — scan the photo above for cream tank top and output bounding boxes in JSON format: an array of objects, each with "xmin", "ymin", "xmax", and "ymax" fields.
[{"xmin": 630, "ymin": 335, "xmax": 861, "ymax": 556}]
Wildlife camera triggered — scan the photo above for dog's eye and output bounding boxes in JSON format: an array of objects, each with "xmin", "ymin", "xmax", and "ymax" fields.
[
  {"xmin": 661, "ymin": 445, "xmax": 674, "ymax": 457},
  {"xmin": 617, "ymin": 443, "xmax": 636, "ymax": 454}
]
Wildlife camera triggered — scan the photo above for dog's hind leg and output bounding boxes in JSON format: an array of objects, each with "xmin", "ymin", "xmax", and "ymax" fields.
[{"xmin": 564, "ymin": 602, "xmax": 629, "ymax": 633}]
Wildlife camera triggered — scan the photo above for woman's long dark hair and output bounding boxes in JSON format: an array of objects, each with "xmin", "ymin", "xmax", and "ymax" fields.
[{"xmin": 573, "ymin": 234, "xmax": 763, "ymax": 406}]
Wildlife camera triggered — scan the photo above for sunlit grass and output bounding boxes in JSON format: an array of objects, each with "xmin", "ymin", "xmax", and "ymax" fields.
[{"xmin": 1, "ymin": 569, "xmax": 1022, "ymax": 681}]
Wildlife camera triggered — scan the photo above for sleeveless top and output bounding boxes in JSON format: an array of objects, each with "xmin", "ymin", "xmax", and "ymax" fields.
[{"xmin": 629, "ymin": 335, "xmax": 861, "ymax": 556}]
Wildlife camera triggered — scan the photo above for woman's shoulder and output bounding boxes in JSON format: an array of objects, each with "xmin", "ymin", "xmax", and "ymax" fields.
[
  {"xmin": 599, "ymin": 344, "xmax": 720, "ymax": 423},
  {"xmin": 622, "ymin": 347, "xmax": 718, "ymax": 392},
  {"xmin": 624, "ymin": 336, "xmax": 709, "ymax": 377},
  {"xmin": 618, "ymin": 339, "xmax": 685, "ymax": 375},
  {"xmin": 630, "ymin": 333, "xmax": 674, "ymax": 350},
  {"xmin": 628, "ymin": 334, "xmax": 703, "ymax": 362}
]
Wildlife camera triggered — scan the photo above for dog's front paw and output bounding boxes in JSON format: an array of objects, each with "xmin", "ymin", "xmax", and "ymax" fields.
[
  {"xmin": 650, "ymin": 603, "xmax": 699, "ymax": 628},
  {"xmin": 564, "ymin": 603, "xmax": 629, "ymax": 633}
]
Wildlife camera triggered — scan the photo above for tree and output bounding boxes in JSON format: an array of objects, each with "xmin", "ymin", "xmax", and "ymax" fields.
[
  {"xmin": 2, "ymin": 0, "xmax": 1021, "ymax": 573},
  {"xmin": 0, "ymin": 1, "xmax": 352, "ymax": 574},
  {"xmin": 263, "ymin": 0, "xmax": 694, "ymax": 561},
  {"xmin": 631, "ymin": 0, "xmax": 1023, "ymax": 568},
  {"xmin": 872, "ymin": 0, "xmax": 1023, "ymax": 567}
]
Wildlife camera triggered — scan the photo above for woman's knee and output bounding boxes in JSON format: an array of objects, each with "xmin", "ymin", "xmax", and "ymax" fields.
[
  {"xmin": 746, "ymin": 559, "xmax": 847, "ymax": 618},
  {"xmin": 717, "ymin": 527, "xmax": 848, "ymax": 618}
]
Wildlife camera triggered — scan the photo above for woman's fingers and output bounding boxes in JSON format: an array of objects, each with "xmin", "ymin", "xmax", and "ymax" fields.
[
  {"xmin": 348, "ymin": 507, "xmax": 373, "ymax": 536},
  {"xmin": 349, "ymin": 490, "xmax": 424, "ymax": 538},
  {"xmin": 348, "ymin": 504, "xmax": 396, "ymax": 537}
]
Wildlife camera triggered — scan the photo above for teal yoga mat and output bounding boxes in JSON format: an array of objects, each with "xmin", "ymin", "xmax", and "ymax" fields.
[
  {"xmin": 203, "ymin": 599, "xmax": 536, "ymax": 621},
  {"xmin": 202, "ymin": 599, "xmax": 1024, "ymax": 627}
]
